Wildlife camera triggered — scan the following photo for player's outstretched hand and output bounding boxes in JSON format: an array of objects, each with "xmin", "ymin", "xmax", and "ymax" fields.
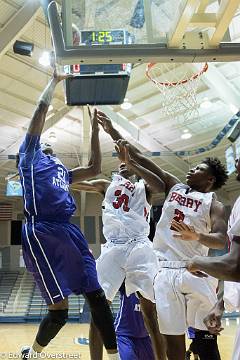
[
  {"xmin": 203, "ymin": 302, "xmax": 224, "ymax": 335},
  {"xmin": 53, "ymin": 68, "xmax": 72, "ymax": 83},
  {"xmin": 97, "ymin": 111, "xmax": 113, "ymax": 133},
  {"xmin": 87, "ymin": 106, "xmax": 99, "ymax": 131},
  {"xmin": 171, "ymin": 220, "xmax": 199, "ymax": 241},
  {"xmin": 114, "ymin": 140, "xmax": 132, "ymax": 165},
  {"xmin": 114, "ymin": 139, "xmax": 126, "ymax": 162}
]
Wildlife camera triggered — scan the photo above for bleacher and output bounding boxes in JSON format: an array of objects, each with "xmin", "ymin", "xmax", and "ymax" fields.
[
  {"xmin": 0, "ymin": 270, "xmax": 121, "ymax": 323},
  {"xmin": 0, "ymin": 271, "xmax": 19, "ymax": 314}
]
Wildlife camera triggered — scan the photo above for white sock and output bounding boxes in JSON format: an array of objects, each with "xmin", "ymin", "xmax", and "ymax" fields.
[{"xmin": 108, "ymin": 353, "xmax": 120, "ymax": 360}]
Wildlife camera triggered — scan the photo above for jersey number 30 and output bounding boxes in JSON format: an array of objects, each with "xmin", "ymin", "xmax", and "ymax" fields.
[{"xmin": 113, "ymin": 190, "xmax": 130, "ymax": 212}]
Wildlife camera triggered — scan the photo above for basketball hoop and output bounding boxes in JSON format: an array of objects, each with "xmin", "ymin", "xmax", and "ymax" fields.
[{"xmin": 146, "ymin": 62, "xmax": 208, "ymax": 126}]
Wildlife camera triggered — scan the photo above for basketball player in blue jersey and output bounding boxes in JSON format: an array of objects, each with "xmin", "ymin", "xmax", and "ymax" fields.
[
  {"xmin": 94, "ymin": 110, "xmax": 229, "ymax": 360},
  {"xmin": 18, "ymin": 70, "xmax": 120, "ymax": 360},
  {"xmin": 115, "ymin": 283, "xmax": 154, "ymax": 360}
]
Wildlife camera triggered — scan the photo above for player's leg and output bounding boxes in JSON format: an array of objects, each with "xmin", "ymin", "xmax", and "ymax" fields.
[
  {"xmin": 190, "ymin": 331, "xmax": 221, "ymax": 360},
  {"xmin": 22, "ymin": 298, "xmax": 69, "ymax": 358},
  {"xmin": 84, "ymin": 289, "xmax": 119, "ymax": 359},
  {"xmin": 69, "ymin": 228, "xmax": 124, "ymax": 359},
  {"xmin": 125, "ymin": 241, "xmax": 166, "ymax": 360},
  {"xmin": 232, "ymin": 324, "xmax": 240, "ymax": 360},
  {"xmin": 153, "ymin": 268, "xmax": 187, "ymax": 360},
  {"xmin": 117, "ymin": 335, "xmax": 138, "ymax": 360},
  {"xmin": 86, "ymin": 244, "xmax": 125, "ymax": 359},
  {"xmin": 21, "ymin": 223, "xmax": 71, "ymax": 358},
  {"xmin": 185, "ymin": 272, "xmax": 221, "ymax": 360},
  {"xmin": 164, "ymin": 335, "xmax": 186, "ymax": 360},
  {"xmin": 89, "ymin": 317, "xmax": 103, "ymax": 360},
  {"xmin": 139, "ymin": 296, "xmax": 166, "ymax": 360},
  {"xmin": 134, "ymin": 336, "xmax": 155, "ymax": 360}
]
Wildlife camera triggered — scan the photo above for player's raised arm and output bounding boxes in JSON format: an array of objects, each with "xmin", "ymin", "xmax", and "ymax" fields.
[
  {"xmin": 98, "ymin": 111, "xmax": 180, "ymax": 194},
  {"xmin": 116, "ymin": 141, "xmax": 165, "ymax": 195},
  {"xmin": 27, "ymin": 70, "xmax": 66, "ymax": 136},
  {"xmin": 71, "ymin": 108, "xmax": 101, "ymax": 183}
]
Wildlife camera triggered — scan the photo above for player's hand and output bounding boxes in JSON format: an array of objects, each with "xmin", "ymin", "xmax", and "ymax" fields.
[
  {"xmin": 87, "ymin": 106, "xmax": 99, "ymax": 131},
  {"xmin": 203, "ymin": 302, "xmax": 224, "ymax": 335},
  {"xmin": 97, "ymin": 111, "xmax": 113, "ymax": 133},
  {"xmin": 52, "ymin": 68, "xmax": 72, "ymax": 82},
  {"xmin": 171, "ymin": 220, "xmax": 200, "ymax": 241},
  {"xmin": 115, "ymin": 140, "xmax": 127, "ymax": 162},
  {"xmin": 186, "ymin": 260, "xmax": 208, "ymax": 278},
  {"xmin": 115, "ymin": 140, "xmax": 133, "ymax": 165}
]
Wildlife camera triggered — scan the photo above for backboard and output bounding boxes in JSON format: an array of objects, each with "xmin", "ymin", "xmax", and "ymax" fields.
[{"xmin": 48, "ymin": 0, "xmax": 240, "ymax": 65}]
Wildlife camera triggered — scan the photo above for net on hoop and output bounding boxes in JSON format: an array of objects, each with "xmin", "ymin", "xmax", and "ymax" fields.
[{"xmin": 146, "ymin": 63, "xmax": 208, "ymax": 126}]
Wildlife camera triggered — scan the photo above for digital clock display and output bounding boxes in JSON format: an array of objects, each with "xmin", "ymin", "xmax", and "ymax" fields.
[{"xmin": 80, "ymin": 30, "xmax": 126, "ymax": 45}]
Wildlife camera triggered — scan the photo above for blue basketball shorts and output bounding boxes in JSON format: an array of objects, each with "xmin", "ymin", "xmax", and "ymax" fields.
[
  {"xmin": 22, "ymin": 218, "xmax": 101, "ymax": 305},
  {"xmin": 117, "ymin": 335, "xmax": 154, "ymax": 360}
]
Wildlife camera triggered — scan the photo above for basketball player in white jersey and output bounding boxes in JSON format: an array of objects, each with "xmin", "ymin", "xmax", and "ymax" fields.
[
  {"xmin": 73, "ymin": 141, "xmax": 166, "ymax": 359},
  {"xmin": 186, "ymin": 157, "xmax": 240, "ymax": 360},
  {"xmin": 92, "ymin": 110, "xmax": 229, "ymax": 360}
]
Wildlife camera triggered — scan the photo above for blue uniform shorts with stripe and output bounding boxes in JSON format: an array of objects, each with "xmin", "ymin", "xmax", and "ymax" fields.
[
  {"xmin": 22, "ymin": 218, "xmax": 101, "ymax": 305},
  {"xmin": 117, "ymin": 335, "xmax": 154, "ymax": 360}
]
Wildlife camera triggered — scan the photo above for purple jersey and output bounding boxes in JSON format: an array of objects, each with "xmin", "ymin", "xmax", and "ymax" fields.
[
  {"xmin": 115, "ymin": 284, "xmax": 148, "ymax": 338},
  {"xmin": 19, "ymin": 134, "xmax": 76, "ymax": 221}
]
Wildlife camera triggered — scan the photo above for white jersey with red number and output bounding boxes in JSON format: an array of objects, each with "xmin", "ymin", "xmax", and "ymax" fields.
[
  {"xmin": 153, "ymin": 183, "xmax": 214, "ymax": 261},
  {"xmin": 102, "ymin": 175, "xmax": 151, "ymax": 243}
]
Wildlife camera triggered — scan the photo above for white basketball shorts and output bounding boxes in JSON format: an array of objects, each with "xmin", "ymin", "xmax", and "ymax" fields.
[
  {"xmin": 232, "ymin": 324, "xmax": 240, "ymax": 360},
  {"xmin": 153, "ymin": 262, "xmax": 218, "ymax": 335},
  {"xmin": 96, "ymin": 238, "xmax": 158, "ymax": 302}
]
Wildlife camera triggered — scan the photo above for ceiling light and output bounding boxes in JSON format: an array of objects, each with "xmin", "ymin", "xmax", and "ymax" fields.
[
  {"xmin": 181, "ymin": 132, "xmax": 192, "ymax": 140},
  {"xmin": 48, "ymin": 131, "xmax": 57, "ymax": 143},
  {"xmin": 120, "ymin": 98, "xmax": 132, "ymax": 110},
  {"xmin": 200, "ymin": 97, "xmax": 212, "ymax": 109},
  {"xmin": 229, "ymin": 103, "xmax": 238, "ymax": 114},
  {"xmin": 183, "ymin": 129, "xmax": 189, "ymax": 133},
  {"xmin": 39, "ymin": 51, "xmax": 51, "ymax": 67}
]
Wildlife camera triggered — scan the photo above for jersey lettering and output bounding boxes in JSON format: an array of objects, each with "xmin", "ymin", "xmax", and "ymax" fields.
[
  {"xmin": 52, "ymin": 167, "xmax": 69, "ymax": 191},
  {"xmin": 169, "ymin": 191, "xmax": 202, "ymax": 212}
]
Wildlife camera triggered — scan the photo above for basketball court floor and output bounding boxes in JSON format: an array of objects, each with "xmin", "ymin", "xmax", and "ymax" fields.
[{"xmin": 0, "ymin": 319, "xmax": 238, "ymax": 359}]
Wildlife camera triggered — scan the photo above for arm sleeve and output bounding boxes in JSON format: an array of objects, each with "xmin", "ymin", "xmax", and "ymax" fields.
[{"xmin": 19, "ymin": 134, "xmax": 41, "ymax": 166}]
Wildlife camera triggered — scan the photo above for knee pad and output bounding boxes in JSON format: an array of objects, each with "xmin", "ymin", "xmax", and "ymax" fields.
[
  {"xmin": 192, "ymin": 331, "xmax": 221, "ymax": 360},
  {"xmin": 36, "ymin": 309, "xmax": 68, "ymax": 347}
]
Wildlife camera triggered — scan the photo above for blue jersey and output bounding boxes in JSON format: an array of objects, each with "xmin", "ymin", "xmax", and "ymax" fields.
[
  {"xmin": 19, "ymin": 134, "xmax": 76, "ymax": 221},
  {"xmin": 115, "ymin": 284, "xmax": 148, "ymax": 338}
]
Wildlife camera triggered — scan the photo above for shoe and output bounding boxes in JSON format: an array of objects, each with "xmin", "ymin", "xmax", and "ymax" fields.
[{"xmin": 21, "ymin": 346, "xmax": 31, "ymax": 359}]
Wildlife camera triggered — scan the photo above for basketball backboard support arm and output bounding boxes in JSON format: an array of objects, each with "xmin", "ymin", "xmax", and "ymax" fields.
[{"xmin": 48, "ymin": 1, "xmax": 240, "ymax": 65}]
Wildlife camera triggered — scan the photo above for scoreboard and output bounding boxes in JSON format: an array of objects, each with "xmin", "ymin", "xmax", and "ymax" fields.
[{"xmin": 64, "ymin": 29, "xmax": 132, "ymax": 105}]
